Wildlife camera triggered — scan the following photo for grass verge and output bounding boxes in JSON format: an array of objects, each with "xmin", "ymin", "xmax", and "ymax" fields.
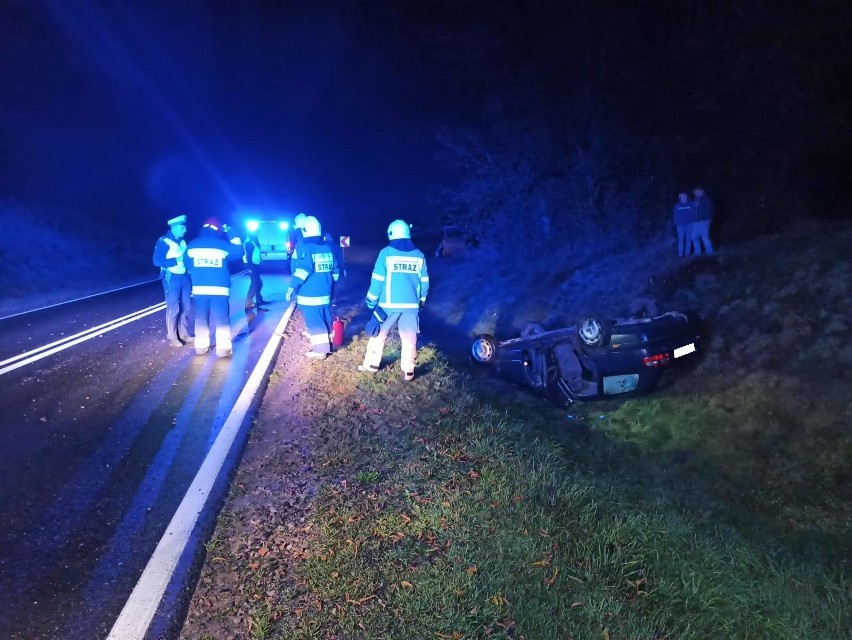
[{"xmin": 274, "ymin": 338, "xmax": 848, "ymax": 639}]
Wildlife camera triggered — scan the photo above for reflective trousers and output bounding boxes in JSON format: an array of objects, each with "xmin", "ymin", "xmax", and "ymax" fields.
[
  {"xmin": 362, "ymin": 311, "xmax": 419, "ymax": 375},
  {"xmin": 162, "ymin": 272, "xmax": 192, "ymax": 341},
  {"xmin": 194, "ymin": 294, "xmax": 232, "ymax": 353},
  {"xmin": 301, "ymin": 304, "xmax": 332, "ymax": 355}
]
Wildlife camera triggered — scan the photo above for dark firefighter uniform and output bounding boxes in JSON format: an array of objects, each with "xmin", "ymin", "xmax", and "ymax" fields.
[
  {"xmin": 185, "ymin": 221, "xmax": 243, "ymax": 357},
  {"xmin": 286, "ymin": 233, "xmax": 340, "ymax": 358}
]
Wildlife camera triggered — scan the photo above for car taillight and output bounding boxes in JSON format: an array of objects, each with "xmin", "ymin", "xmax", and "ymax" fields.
[
  {"xmin": 643, "ymin": 352, "xmax": 671, "ymax": 367},
  {"xmin": 286, "ymin": 241, "xmax": 293, "ymax": 251}
]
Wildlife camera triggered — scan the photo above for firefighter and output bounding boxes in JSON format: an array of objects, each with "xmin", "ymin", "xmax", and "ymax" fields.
[
  {"xmin": 285, "ymin": 215, "xmax": 339, "ymax": 358},
  {"xmin": 358, "ymin": 219, "xmax": 429, "ymax": 381},
  {"xmin": 152, "ymin": 214, "xmax": 193, "ymax": 347},
  {"xmin": 185, "ymin": 219, "xmax": 243, "ymax": 357},
  {"xmin": 243, "ymin": 232, "xmax": 268, "ymax": 310},
  {"xmin": 290, "ymin": 213, "xmax": 307, "ymax": 262}
]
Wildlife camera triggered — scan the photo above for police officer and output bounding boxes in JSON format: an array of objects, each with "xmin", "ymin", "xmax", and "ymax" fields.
[
  {"xmin": 358, "ymin": 219, "xmax": 429, "ymax": 381},
  {"xmin": 152, "ymin": 214, "xmax": 193, "ymax": 347},
  {"xmin": 185, "ymin": 219, "xmax": 243, "ymax": 358},
  {"xmin": 285, "ymin": 215, "xmax": 339, "ymax": 358},
  {"xmin": 243, "ymin": 232, "xmax": 268, "ymax": 310}
]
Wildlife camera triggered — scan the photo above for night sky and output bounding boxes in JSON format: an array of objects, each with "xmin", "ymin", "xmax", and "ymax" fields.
[
  {"xmin": 2, "ymin": 1, "xmax": 850, "ymax": 242},
  {"xmin": 2, "ymin": 2, "xmax": 461, "ymax": 239}
]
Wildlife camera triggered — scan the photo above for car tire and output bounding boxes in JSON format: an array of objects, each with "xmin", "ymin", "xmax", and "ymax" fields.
[
  {"xmin": 521, "ymin": 322, "xmax": 547, "ymax": 337},
  {"xmin": 471, "ymin": 334, "xmax": 497, "ymax": 364},
  {"xmin": 576, "ymin": 315, "xmax": 611, "ymax": 347}
]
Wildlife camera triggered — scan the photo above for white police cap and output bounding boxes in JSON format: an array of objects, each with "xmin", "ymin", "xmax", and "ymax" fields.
[{"xmin": 167, "ymin": 214, "xmax": 187, "ymax": 226}]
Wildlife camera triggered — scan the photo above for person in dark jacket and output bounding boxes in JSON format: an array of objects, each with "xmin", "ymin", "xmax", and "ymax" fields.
[
  {"xmin": 152, "ymin": 214, "xmax": 193, "ymax": 347},
  {"xmin": 691, "ymin": 187, "xmax": 715, "ymax": 255},
  {"xmin": 185, "ymin": 219, "xmax": 243, "ymax": 357},
  {"xmin": 242, "ymin": 234, "xmax": 268, "ymax": 310},
  {"xmin": 672, "ymin": 192, "xmax": 694, "ymax": 258}
]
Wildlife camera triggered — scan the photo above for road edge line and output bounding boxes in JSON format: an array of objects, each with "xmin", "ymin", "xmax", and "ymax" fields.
[
  {"xmin": 0, "ymin": 278, "xmax": 160, "ymax": 322},
  {"xmin": 106, "ymin": 301, "xmax": 298, "ymax": 640}
]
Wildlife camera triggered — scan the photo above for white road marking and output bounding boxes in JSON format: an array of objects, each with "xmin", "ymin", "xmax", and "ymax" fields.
[
  {"xmin": 0, "ymin": 271, "xmax": 255, "ymax": 376},
  {"xmin": 107, "ymin": 301, "xmax": 297, "ymax": 640},
  {"xmin": 0, "ymin": 278, "xmax": 160, "ymax": 322},
  {"xmin": 0, "ymin": 303, "xmax": 166, "ymax": 376}
]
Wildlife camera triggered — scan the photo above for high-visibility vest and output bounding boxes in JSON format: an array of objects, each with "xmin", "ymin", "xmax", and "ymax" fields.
[
  {"xmin": 243, "ymin": 239, "xmax": 261, "ymax": 265},
  {"xmin": 162, "ymin": 237, "xmax": 187, "ymax": 274}
]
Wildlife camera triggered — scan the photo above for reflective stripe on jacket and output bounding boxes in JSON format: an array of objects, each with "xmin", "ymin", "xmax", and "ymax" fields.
[
  {"xmin": 152, "ymin": 233, "xmax": 187, "ymax": 274},
  {"xmin": 366, "ymin": 246, "xmax": 429, "ymax": 312},
  {"xmin": 290, "ymin": 237, "xmax": 339, "ymax": 306},
  {"xmin": 185, "ymin": 231, "xmax": 242, "ymax": 295}
]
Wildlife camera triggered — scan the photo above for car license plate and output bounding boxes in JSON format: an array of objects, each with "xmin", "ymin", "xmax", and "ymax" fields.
[
  {"xmin": 603, "ymin": 374, "xmax": 639, "ymax": 394},
  {"xmin": 674, "ymin": 343, "xmax": 696, "ymax": 358}
]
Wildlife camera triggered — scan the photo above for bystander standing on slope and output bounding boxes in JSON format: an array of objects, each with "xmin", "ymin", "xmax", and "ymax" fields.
[
  {"xmin": 673, "ymin": 192, "xmax": 694, "ymax": 258},
  {"xmin": 691, "ymin": 187, "xmax": 715, "ymax": 255}
]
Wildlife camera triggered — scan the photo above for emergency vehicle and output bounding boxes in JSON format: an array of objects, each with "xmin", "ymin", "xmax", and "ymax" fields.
[{"xmin": 244, "ymin": 219, "xmax": 294, "ymax": 262}]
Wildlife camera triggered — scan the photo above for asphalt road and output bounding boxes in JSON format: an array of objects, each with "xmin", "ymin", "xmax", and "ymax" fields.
[{"xmin": 0, "ymin": 266, "xmax": 297, "ymax": 639}]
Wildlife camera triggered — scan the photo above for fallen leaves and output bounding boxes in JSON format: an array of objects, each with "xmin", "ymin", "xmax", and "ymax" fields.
[
  {"xmin": 544, "ymin": 567, "xmax": 559, "ymax": 587},
  {"xmin": 345, "ymin": 593, "xmax": 377, "ymax": 606},
  {"xmin": 490, "ymin": 592, "xmax": 509, "ymax": 607},
  {"xmin": 530, "ymin": 555, "xmax": 552, "ymax": 567}
]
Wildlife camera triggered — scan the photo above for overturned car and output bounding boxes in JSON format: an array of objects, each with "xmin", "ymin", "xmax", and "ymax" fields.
[{"xmin": 470, "ymin": 300, "xmax": 704, "ymax": 405}]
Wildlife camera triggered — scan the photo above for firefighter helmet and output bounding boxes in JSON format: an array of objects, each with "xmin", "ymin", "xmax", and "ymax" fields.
[
  {"xmin": 293, "ymin": 213, "xmax": 307, "ymax": 230},
  {"xmin": 302, "ymin": 215, "xmax": 322, "ymax": 238},
  {"xmin": 387, "ymin": 219, "xmax": 411, "ymax": 240}
]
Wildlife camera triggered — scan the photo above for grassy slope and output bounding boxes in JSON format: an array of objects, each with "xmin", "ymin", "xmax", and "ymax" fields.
[
  {"xmin": 190, "ymin": 221, "xmax": 850, "ymax": 639},
  {"xmin": 424, "ymin": 222, "xmax": 852, "ymax": 555},
  {"xmin": 242, "ymin": 343, "xmax": 847, "ymax": 639},
  {"xmin": 0, "ymin": 199, "xmax": 154, "ymax": 316}
]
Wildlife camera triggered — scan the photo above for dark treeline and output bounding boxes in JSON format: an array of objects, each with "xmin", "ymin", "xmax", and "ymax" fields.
[{"xmin": 378, "ymin": 0, "xmax": 852, "ymax": 248}]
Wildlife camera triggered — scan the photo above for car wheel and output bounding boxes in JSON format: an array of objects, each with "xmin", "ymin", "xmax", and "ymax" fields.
[
  {"xmin": 576, "ymin": 315, "xmax": 610, "ymax": 347},
  {"xmin": 521, "ymin": 322, "xmax": 547, "ymax": 337},
  {"xmin": 470, "ymin": 334, "xmax": 497, "ymax": 364}
]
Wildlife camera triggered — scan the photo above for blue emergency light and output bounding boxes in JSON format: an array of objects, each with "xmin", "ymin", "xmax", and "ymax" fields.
[{"xmin": 246, "ymin": 219, "xmax": 260, "ymax": 232}]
